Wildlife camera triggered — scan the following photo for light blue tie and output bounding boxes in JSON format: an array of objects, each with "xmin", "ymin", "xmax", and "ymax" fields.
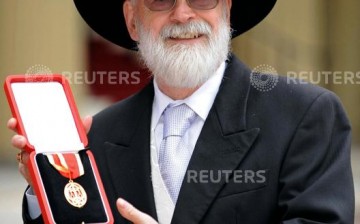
[{"xmin": 159, "ymin": 103, "xmax": 197, "ymax": 203}]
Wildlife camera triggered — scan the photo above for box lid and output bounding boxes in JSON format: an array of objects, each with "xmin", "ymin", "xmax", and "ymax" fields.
[{"xmin": 4, "ymin": 75, "xmax": 88, "ymax": 153}]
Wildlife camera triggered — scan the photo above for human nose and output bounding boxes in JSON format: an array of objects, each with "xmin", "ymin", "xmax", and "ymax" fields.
[{"xmin": 170, "ymin": 0, "xmax": 196, "ymax": 23}]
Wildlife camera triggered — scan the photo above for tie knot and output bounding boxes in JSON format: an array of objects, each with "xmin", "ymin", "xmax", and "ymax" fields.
[{"xmin": 163, "ymin": 104, "xmax": 197, "ymax": 138}]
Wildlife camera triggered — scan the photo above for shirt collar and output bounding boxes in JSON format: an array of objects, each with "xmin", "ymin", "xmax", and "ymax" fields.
[{"xmin": 151, "ymin": 62, "xmax": 226, "ymax": 130}]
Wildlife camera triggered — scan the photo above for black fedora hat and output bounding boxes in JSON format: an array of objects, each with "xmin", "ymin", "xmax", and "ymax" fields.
[{"xmin": 74, "ymin": 0, "xmax": 277, "ymax": 50}]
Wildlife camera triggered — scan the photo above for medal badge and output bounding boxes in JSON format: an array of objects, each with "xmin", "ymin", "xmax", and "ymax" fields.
[{"xmin": 46, "ymin": 153, "xmax": 87, "ymax": 208}]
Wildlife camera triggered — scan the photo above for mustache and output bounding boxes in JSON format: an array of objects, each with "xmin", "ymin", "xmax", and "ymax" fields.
[{"xmin": 160, "ymin": 21, "xmax": 212, "ymax": 39}]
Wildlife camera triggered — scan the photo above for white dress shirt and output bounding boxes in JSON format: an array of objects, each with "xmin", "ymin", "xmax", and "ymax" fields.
[{"xmin": 150, "ymin": 62, "xmax": 226, "ymax": 224}]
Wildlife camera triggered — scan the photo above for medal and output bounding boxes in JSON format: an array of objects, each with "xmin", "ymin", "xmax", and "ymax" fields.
[
  {"xmin": 64, "ymin": 180, "xmax": 87, "ymax": 208},
  {"xmin": 47, "ymin": 153, "xmax": 87, "ymax": 208}
]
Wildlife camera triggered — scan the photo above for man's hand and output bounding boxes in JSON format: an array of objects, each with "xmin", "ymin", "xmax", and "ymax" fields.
[
  {"xmin": 117, "ymin": 198, "xmax": 158, "ymax": 224},
  {"xmin": 7, "ymin": 116, "xmax": 93, "ymax": 187}
]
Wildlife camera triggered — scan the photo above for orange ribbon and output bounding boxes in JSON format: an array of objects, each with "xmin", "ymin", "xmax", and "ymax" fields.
[{"xmin": 46, "ymin": 153, "xmax": 84, "ymax": 179}]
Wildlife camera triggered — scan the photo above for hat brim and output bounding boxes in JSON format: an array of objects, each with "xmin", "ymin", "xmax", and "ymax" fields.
[{"xmin": 74, "ymin": 0, "xmax": 277, "ymax": 50}]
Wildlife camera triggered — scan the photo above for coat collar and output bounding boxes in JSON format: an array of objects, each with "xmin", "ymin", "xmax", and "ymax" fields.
[
  {"xmin": 102, "ymin": 54, "xmax": 259, "ymax": 223},
  {"xmin": 171, "ymin": 55, "xmax": 260, "ymax": 223}
]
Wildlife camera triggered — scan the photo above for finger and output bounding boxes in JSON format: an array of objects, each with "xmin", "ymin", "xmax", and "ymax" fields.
[
  {"xmin": 117, "ymin": 198, "xmax": 157, "ymax": 224},
  {"xmin": 20, "ymin": 150, "xmax": 30, "ymax": 164},
  {"xmin": 82, "ymin": 116, "xmax": 93, "ymax": 134},
  {"xmin": 7, "ymin": 118, "xmax": 17, "ymax": 132},
  {"xmin": 18, "ymin": 152, "xmax": 33, "ymax": 187},
  {"xmin": 11, "ymin": 135, "xmax": 27, "ymax": 149}
]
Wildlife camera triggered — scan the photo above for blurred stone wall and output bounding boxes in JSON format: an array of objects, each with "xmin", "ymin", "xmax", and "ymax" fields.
[
  {"xmin": 0, "ymin": 0, "xmax": 88, "ymax": 162},
  {"xmin": 233, "ymin": 0, "xmax": 360, "ymax": 144}
]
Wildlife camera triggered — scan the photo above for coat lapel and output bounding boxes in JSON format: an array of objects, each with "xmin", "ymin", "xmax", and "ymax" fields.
[
  {"xmin": 102, "ymin": 84, "xmax": 158, "ymax": 221},
  {"xmin": 171, "ymin": 56, "xmax": 260, "ymax": 224}
]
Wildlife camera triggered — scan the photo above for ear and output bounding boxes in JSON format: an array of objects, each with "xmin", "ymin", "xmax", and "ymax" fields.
[
  {"xmin": 123, "ymin": 0, "xmax": 139, "ymax": 41},
  {"xmin": 225, "ymin": 0, "xmax": 232, "ymax": 22}
]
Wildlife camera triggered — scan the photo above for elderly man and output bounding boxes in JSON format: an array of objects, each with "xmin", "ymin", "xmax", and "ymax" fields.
[{"xmin": 9, "ymin": 0, "xmax": 354, "ymax": 223}]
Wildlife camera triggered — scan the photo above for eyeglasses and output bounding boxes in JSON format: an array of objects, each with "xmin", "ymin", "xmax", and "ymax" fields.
[{"xmin": 144, "ymin": 0, "xmax": 219, "ymax": 12}]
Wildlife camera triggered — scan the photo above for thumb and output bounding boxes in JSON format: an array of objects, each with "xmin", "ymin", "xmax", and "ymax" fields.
[{"xmin": 116, "ymin": 198, "xmax": 157, "ymax": 224}]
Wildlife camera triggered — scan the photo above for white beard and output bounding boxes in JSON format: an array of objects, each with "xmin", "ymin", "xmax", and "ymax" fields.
[{"xmin": 136, "ymin": 15, "xmax": 231, "ymax": 88}]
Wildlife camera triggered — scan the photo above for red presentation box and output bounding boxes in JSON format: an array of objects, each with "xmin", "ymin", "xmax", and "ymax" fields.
[{"xmin": 4, "ymin": 75, "xmax": 113, "ymax": 224}]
